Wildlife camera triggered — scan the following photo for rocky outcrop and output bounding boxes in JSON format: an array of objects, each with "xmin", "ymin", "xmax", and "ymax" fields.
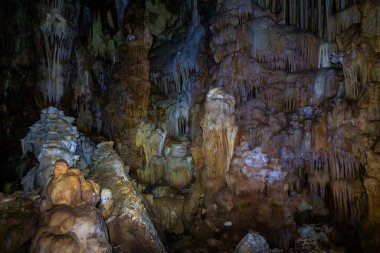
[
  {"xmin": 90, "ymin": 141, "xmax": 167, "ymax": 253},
  {"xmin": 40, "ymin": 160, "xmax": 100, "ymax": 213},
  {"xmin": 136, "ymin": 121, "xmax": 167, "ymax": 169},
  {"xmin": 163, "ymin": 141, "xmax": 194, "ymax": 189},
  {"xmin": 21, "ymin": 107, "xmax": 80, "ymax": 188},
  {"xmin": 2, "ymin": 0, "xmax": 380, "ymax": 252},
  {"xmin": 21, "ymin": 107, "xmax": 96, "ymax": 190},
  {"xmin": 31, "ymin": 204, "xmax": 111, "ymax": 253},
  {"xmin": 31, "ymin": 160, "xmax": 111, "ymax": 253}
]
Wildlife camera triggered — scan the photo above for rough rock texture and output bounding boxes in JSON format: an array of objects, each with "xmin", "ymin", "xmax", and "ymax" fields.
[
  {"xmin": 40, "ymin": 160, "xmax": 100, "ymax": 213},
  {"xmin": 21, "ymin": 107, "xmax": 94, "ymax": 190},
  {"xmin": 21, "ymin": 107, "xmax": 80, "ymax": 187},
  {"xmin": 31, "ymin": 204, "xmax": 111, "ymax": 253},
  {"xmin": 89, "ymin": 141, "xmax": 167, "ymax": 253},
  {"xmin": 2, "ymin": 0, "xmax": 380, "ymax": 252},
  {"xmin": 297, "ymin": 224, "xmax": 342, "ymax": 249},
  {"xmin": 153, "ymin": 196, "xmax": 185, "ymax": 234},
  {"xmin": 202, "ymin": 88, "xmax": 238, "ymax": 202},
  {"xmin": 234, "ymin": 231, "xmax": 270, "ymax": 253},
  {"xmin": 163, "ymin": 141, "xmax": 194, "ymax": 189},
  {"xmin": 136, "ymin": 121, "xmax": 167, "ymax": 169},
  {"xmin": 0, "ymin": 193, "xmax": 39, "ymax": 253},
  {"xmin": 106, "ymin": 0, "xmax": 154, "ymax": 171},
  {"xmin": 31, "ymin": 159, "xmax": 111, "ymax": 253}
]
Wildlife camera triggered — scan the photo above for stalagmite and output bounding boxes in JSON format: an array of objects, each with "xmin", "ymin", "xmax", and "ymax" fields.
[
  {"xmin": 21, "ymin": 107, "xmax": 80, "ymax": 187},
  {"xmin": 202, "ymin": 88, "xmax": 238, "ymax": 201},
  {"xmin": 136, "ymin": 121, "xmax": 167, "ymax": 168},
  {"xmin": 34, "ymin": 0, "xmax": 80, "ymax": 103},
  {"xmin": 1, "ymin": 0, "xmax": 379, "ymax": 252}
]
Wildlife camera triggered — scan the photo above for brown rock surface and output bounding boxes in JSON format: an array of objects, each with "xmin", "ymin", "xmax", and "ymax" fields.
[
  {"xmin": 0, "ymin": 194, "xmax": 39, "ymax": 253},
  {"xmin": 90, "ymin": 142, "xmax": 167, "ymax": 253},
  {"xmin": 31, "ymin": 204, "xmax": 111, "ymax": 253},
  {"xmin": 41, "ymin": 160, "xmax": 100, "ymax": 212}
]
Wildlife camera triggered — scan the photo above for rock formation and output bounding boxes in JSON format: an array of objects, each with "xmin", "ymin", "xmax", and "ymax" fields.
[
  {"xmin": 1, "ymin": 0, "xmax": 380, "ymax": 252},
  {"xmin": 90, "ymin": 141, "xmax": 167, "ymax": 253},
  {"xmin": 234, "ymin": 231, "xmax": 270, "ymax": 253},
  {"xmin": 0, "ymin": 193, "xmax": 39, "ymax": 252},
  {"xmin": 21, "ymin": 107, "xmax": 94, "ymax": 189},
  {"xmin": 31, "ymin": 160, "xmax": 112, "ymax": 253},
  {"xmin": 202, "ymin": 88, "xmax": 238, "ymax": 202}
]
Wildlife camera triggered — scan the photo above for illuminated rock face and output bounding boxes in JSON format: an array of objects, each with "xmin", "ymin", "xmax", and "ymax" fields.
[
  {"xmin": 2, "ymin": 0, "xmax": 380, "ymax": 252},
  {"xmin": 40, "ymin": 160, "xmax": 100, "ymax": 213},
  {"xmin": 90, "ymin": 142, "xmax": 167, "ymax": 253},
  {"xmin": 21, "ymin": 107, "xmax": 95, "ymax": 189},
  {"xmin": 202, "ymin": 88, "xmax": 238, "ymax": 202},
  {"xmin": 21, "ymin": 107, "xmax": 80, "ymax": 188},
  {"xmin": 31, "ymin": 205, "xmax": 111, "ymax": 253},
  {"xmin": 31, "ymin": 160, "xmax": 111, "ymax": 253}
]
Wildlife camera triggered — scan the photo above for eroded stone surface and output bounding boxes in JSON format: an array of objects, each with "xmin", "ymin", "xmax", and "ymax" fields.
[
  {"xmin": 31, "ymin": 205, "xmax": 111, "ymax": 253},
  {"xmin": 90, "ymin": 141, "xmax": 167, "ymax": 253}
]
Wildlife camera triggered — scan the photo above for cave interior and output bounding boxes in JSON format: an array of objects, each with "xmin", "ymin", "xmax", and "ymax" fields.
[{"xmin": 0, "ymin": 0, "xmax": 380, "ymax": 252}]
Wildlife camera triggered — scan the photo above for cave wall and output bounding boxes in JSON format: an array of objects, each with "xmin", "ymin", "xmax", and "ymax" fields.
[{"xmin": 0, "ymin": 0, "xmax": 380, "ymax": 252}]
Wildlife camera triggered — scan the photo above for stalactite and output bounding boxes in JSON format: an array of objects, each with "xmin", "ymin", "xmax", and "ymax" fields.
[
  {"xmin": 34, "ymin": 0, "xmax": 81, "ymax": 103},
  {"xmin": 343, "ymin": 43, "xmax": 375, "ymax": 100},
  {"xmin": 308, "ymin": 169, "xmax": 329, "ymax": 200},
  {"xmin": 77, "ymin": 106, "xmax": 93, "ymax": 133},
  {"xmin": 282, "ymin": 0, "xmax": 362, "ymax": 41},
  {"xmin": 150, "ymin": 0, "xmax": 204, "ymax": 96},
  {"xmin": 327, "ymin": 5, "xmax": 361, "ymax": 42},
  {"xmin": 254, "ymin": 0, "xmax": 282, "ymax": 13},
  {"xmin": 318, "ymin": 42, "xmax": 331, "ymax": 68},
  {"xmin": 367, "ymin": 82, "xmax": 380, "ymax": 121},
  {"xmin": 310, "ymin": 150, "xmax": 357, "ymax": 180},
  {"xmin": 330, "ymin": 180, "xmax": 366, "ymax": 222}
]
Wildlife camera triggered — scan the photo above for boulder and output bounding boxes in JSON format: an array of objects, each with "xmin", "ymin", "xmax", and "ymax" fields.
[
  {"xmin": 234, "ymin": 231, "xmax": 270, "ymax": 253},
  {"xmin": 31, "ymin": 205, "xmax": 111, "ymax": 253}
]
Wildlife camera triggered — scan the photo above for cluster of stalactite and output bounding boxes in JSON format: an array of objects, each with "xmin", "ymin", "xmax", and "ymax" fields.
[
  {"xmin": 283, "ymin": 0, "xmax": 362, "ymax": 41},
  {"xmin": 33, "ymin": 0, "xmax": 81, "ymax": 103},
  {"xmin": 1, "ymin": 0, "xmax": 380, "ymax": 251},
  {"xmin": 150, "ymin": 0, "xmax": 204, "ymax": 96},
  {"xmin": 210, "ymin": 0, "xmax": 255, "ymax": 106},
  {"xmin": 342, "ymin": 42, "xmax": 375, "ymax": 100}
]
